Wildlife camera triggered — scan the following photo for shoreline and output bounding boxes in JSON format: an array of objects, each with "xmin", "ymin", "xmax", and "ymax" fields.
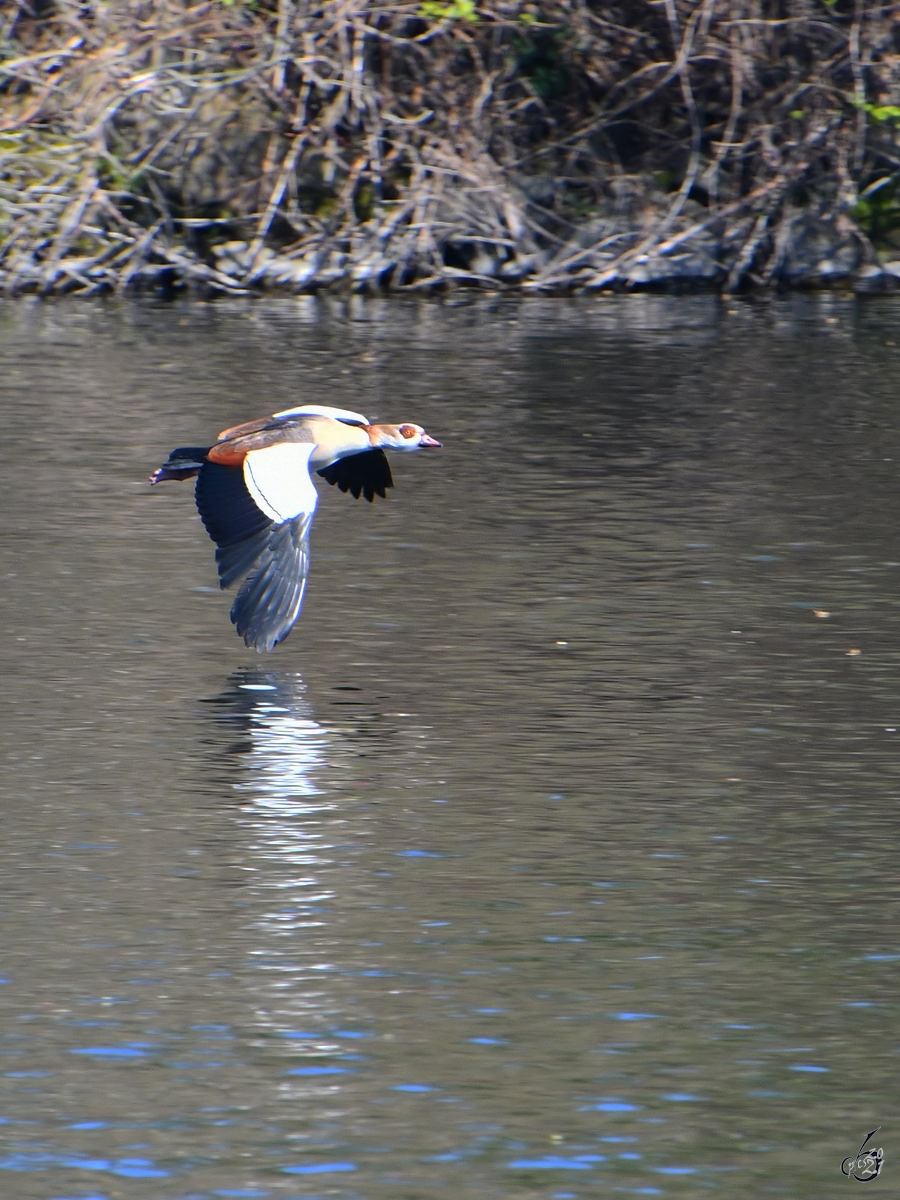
[
  {"xmin": 2, "ymin": 2, "xmax": 898, "ymax": 299},
  {"xmin": 6, "ymin": 234, "xmax": 899, "ymax": 299}
]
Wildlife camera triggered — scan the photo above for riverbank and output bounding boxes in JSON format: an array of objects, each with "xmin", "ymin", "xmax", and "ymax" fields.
[{"xmin": 2, "ymin": 1, "xmax": 899, "ymax": 296}]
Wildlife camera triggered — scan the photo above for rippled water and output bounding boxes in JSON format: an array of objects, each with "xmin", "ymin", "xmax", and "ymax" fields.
[{"xmin": 1, "ymin": 293, "xmax": 899, "ymax": 1198}]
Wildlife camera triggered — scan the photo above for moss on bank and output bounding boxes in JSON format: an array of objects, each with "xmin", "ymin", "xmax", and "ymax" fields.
[{"xmin": 1, "ymin": 0, "xmax": 899, "ymax": 295}]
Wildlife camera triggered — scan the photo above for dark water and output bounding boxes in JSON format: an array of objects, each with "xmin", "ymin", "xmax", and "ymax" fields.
[{"xmin": 0, "ymin": 293, "xmax": 899, "ymax": 1199}]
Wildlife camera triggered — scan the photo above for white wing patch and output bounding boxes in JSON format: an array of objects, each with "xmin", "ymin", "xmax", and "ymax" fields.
[
  {"xmin": 273, "ymin": 403, "xmax": 370, "ymax": 426},
  {"xmin": 243, "ymin": 442, "xmax": 319, "ymax": 524}
]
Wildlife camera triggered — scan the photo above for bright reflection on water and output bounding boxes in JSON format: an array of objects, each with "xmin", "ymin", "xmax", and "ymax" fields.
[{"xmin": 0, "ymin": 293, "xmax": 899, "ymax": 1198}]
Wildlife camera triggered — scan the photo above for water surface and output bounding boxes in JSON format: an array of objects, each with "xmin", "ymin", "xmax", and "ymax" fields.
[{"xmin": 0, "ymin": 294, "xmax": 898, "ymax": 1198}]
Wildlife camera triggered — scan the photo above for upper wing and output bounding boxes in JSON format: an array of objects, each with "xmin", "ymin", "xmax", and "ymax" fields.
[
  {"xmin": 272, "ymin": 404, "xmax": 370, "ymax": 426},
  {"xmin": 217, "ymin": 405, "xmax": 370, "ymax": 444},
  {"xmin": 195, "ymin": 443, "xmax": 318, "ymax": 652},
  {"xmin": 316, "ymin": 448, "xmax": 393, "ymax": 501}
]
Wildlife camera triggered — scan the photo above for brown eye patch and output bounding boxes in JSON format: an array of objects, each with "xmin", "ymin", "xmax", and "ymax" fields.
[{"xmin": 399, "ymin": 424, "xmax": 417, "ymax": 439}]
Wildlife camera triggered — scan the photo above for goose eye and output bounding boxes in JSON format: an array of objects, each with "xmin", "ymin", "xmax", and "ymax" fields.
[{"xmin": 399, "ymin": 424, "xmax": 417, "ymax": 439}]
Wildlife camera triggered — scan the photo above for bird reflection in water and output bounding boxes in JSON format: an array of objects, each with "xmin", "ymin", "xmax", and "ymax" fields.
[
  {"xmin": 201, "ymin": 669, "xmax": 433, "ymax": 1022},
  {"xmin": 202, "ymin": 669, "xmax": 392, "ymax": 1054},
  {"xmin": 203, "ymin": 671, "xmax": 375, "ymax": 1149},
  {"xmin": 204, "ymin": 667, "xmax": 340, "ymax": 895}
]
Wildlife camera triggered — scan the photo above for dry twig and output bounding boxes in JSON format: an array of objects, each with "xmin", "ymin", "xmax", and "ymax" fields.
[{"xmin": 0, "ymin": 0, "xmax": 896, "ymax": 295}]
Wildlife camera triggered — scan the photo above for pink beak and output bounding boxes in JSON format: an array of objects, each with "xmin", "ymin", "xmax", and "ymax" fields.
[{"xmin": 419, "ymin": 433, "xmax": 442, "ymax": 448}]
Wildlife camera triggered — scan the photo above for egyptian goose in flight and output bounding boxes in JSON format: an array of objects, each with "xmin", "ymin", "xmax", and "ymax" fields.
[{"xmin": 150, "ymin": 404, "xmax": 441, "ymax": 651}]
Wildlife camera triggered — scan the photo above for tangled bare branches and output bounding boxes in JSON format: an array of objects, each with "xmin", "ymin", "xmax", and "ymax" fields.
[{"xmin": 1, "ymin": 0, "xmax": 899, "ymax": 295}]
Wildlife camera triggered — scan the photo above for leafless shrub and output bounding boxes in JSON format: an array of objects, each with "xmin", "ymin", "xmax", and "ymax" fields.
[{"xmin": 0, "ymin": 0, "xmax": 898, "ymax": 294}]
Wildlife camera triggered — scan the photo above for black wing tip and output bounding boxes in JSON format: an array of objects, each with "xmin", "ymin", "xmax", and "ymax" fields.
[
  {"xmin": 243, "ymin": 627, "xmax": 293, "ymax": 653},
  {"xmin": 228, "ymin": 522, "xmax": 310, "ymax": 652},
  {"xmin": 316, "ymin": 450, "xmax": 393, "ymax": 502},
  {"xmin": 231, "ymin": 593, "xmax": 295, "ymax": 653},
  {"xmin": 232, "ymin": 599, "xmax": 301, "ymax": 653}
]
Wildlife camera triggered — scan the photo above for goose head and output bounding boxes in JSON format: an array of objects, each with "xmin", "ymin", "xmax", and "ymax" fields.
[{"xmin": 368, "ymin": 423, "xmax": 441, "ymax": 452}]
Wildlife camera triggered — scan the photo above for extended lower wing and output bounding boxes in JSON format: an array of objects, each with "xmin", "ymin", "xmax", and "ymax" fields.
[{"xmin": 195, "ymin": 442, "xmax": 318, "ymax": 652}]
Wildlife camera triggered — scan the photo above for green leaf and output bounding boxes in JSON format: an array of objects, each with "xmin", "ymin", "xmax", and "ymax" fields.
[
  {"xmin": 419, "ymin": 0, "xmax": 479, "ymax": 22},
  {"xmin": 860, "ymin": 102, "xmax": 900, "ymax": 124}
]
